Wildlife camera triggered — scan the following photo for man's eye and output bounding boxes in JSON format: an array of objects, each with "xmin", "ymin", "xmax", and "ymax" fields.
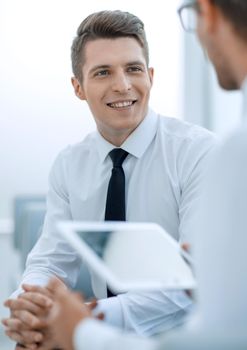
[
  {"xmin": 127, "ymin": 66, "xmax": 142, "ymax": 72},
  {"xmin": 95, "ymin": 70, "xmax": 109, "ymax": 77}
]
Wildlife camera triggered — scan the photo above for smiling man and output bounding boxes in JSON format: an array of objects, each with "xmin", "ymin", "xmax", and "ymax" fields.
[
  {"xmin": 3, "ymin": 10, "xmax": 216, "ymax": 349},
  {"xmin": 71, "ymin": 36, "xmax": 153, "ymax": 147}
]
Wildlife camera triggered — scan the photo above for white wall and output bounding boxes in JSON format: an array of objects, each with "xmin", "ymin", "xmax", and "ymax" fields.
[
  {"xmin": 183, "ymin": 32, "xmax": 242, "ymax": 135},
  {"xmin": 0, "ymin": 0, "xmax": 182, "ymax": 220},
  {"xmin": 209, "ymin": 67, "xmax": 242, "ymax": 135}
]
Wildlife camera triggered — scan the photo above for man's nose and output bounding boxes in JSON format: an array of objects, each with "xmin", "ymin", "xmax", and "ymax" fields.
[{"xmin": 111, "ymin": 72, "xmax": 131, "ymax": 93}]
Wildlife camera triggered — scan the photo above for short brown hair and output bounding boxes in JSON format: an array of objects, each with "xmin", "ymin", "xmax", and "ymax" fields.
[
  {"xmin": 71, "ymin": 10, "xmax": 149, "ymax": 82},
  {"xmin": 211, "ymin": 0, "xmax": 247, "ymax": 40}
]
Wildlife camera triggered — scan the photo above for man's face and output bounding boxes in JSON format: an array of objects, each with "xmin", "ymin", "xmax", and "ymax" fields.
[
  {"xmin": 196, "ymin": 0, "xmax": 239, "ymax": 90},
  {"xmin": 73, "ymin": 37, "xmax": 154, "ymax": 145}
]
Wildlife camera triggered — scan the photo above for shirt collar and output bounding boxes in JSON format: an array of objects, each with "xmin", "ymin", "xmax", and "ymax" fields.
[
  {"xmin": 95, "ymin": 108, "xmax": 158, "ymax": 163},
  {"xmin": 242, "ymin": 76, "xmax": 247, "ymax": 121}
]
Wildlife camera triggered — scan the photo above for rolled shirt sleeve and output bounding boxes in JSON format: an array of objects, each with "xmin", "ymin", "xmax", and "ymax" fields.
[{"xmin": 94, "ymin": 290, "xmax": 193, "ymax": 336}]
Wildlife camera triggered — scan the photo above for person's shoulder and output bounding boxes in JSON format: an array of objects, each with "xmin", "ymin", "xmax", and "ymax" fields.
[
  {"xmin": 204, "ymin": 125, "xmax": 247, "ymax": 194},
  {"xmin": 50, "ymin": 131, "xmax": 97, "ymax": 170},
  {"xmin": 157, "ymin": 114, "xmax": 216, "ymax": 142},
  {"xmin": 56, "ymin": 131, "xmax": 97, "ymax": 159},
  {"xmin": 217, "ymin": 125, "xmax": 247, "ymax": 160}
]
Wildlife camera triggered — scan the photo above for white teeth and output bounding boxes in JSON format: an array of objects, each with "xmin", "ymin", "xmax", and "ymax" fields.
[{"xmin": 109, "ymin": 100, "xmax": 134, "ymax": 108}]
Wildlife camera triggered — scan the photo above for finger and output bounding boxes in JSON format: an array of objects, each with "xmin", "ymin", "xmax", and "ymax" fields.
[
  {"xmin": 15, "ymin": 344, "xmax": 28, "ymax": 350},
  {"xmin": 6, "ymin": 328, "xmax": 43, "ymax": 344},
  {"xmin": 73, "ymin": 291, "xmax": 85, "ymax": 302},
  {"xmin": 181, "ymin": 243, "xmax": 190, "ymax": 253},
  {"xmin": 22, "ymin": 284, "xmax": 52, "ymax": 299},
  {"xmin": 15, "ymin": 345, "xmax": 38, "ymax": 350},
  {"xmin": 87, "ymin": 299, "xmax": 97, "ymax": 310},
  {"xmin": 19, "ymin": 292, "xmax": 52, "ymax": 309},
  {"xmin": 2, "ymin": 317, "xmax": 27, "ymax": 331},
  {"xmin": 46, "ymin": 277, "xmax": 65, "ymax": 293},
  {"xmin": 45, "ymin": 276, "xmax": 67, "ymax": 295},
  {"xmin": 4, "ymin": 298, "xmax": 15, "ymax": 308},
  {"xmin": 5, "ymin": 330, "xmax": 38, "ymax": 349},
  {"xmin": 96, "ymin": 312, "xmax": 105, "ymax": 320},
  {"xmin": 46, "ymin": 278, "xmax": 68, "ymax": 301},
  {"xmin": 4, "ymin": 298, "xmax": 45, "ymax": 316},
  {"xmin": 12, "ymin": 310, "xmax": 47, "ymax": 329},
  {"xmin": 16, "ymin": 344, "xmax": 34, "ymax": 350}
]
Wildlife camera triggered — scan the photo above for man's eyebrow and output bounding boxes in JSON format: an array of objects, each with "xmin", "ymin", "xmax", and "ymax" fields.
[{"xmin": 88, "ymin": 61, "xmax": 146, "ymax": 75}]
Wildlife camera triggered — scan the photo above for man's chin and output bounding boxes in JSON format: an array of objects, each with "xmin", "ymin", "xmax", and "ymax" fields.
[{"xmin": 218, "ymin": 75, "xmax": 239, "ymax": 91}]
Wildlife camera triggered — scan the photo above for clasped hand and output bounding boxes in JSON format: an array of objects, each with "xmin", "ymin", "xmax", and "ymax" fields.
[{"xmin": 2, "ymin": 278, "xmax": 102, "ymax": 350}]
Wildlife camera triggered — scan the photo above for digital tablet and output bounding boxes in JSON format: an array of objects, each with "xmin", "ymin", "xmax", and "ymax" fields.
[{"xmin": 57, "ymin": 221, "xmax": 196, "ymax": 293}]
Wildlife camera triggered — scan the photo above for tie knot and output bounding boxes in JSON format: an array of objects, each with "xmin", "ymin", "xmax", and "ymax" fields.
[{"xmin": 109, "ymin": 148, "xmax": 129, "ymax": 168}]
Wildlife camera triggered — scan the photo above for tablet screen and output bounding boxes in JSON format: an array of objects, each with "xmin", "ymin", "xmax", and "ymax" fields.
[{"xmin": 69, "ymin": 224, "xmax": 196, "ymax": 292}]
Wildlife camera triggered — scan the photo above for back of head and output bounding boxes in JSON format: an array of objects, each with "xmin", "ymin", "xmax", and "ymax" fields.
[
  {"xmin": 212, "ymin": 0, "xmax": 247, "ymax": 40},
  {"xmin": 71, "ymin": 10, "xmax": 149, "ymax": 82}
]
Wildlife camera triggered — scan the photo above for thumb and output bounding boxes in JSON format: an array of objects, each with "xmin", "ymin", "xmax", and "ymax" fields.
[
  {"xmin": 46, "ymin": 277, "xmax": 67, "ymax": 300},
  {"xmin": 181, "ymin": 243, "xmax": 190, "ymax": 253}
]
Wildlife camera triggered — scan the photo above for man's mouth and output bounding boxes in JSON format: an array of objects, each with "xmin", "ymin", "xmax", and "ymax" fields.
[{"xmin": 107, "ymin": 100, "xmax": 137, "ymax": 108}]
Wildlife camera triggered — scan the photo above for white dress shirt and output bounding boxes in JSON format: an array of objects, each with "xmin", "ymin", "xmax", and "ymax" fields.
[
  {"xmin": 15, "ymin": 108, "xmax": 216, "ymax": 336},
  {"xmin": 73, "ymin": 79, "xmax": 247, "ymax": 349},
  {"xmin": 192, "ymin": 76, "xmax": 247, "ymax": 336}
]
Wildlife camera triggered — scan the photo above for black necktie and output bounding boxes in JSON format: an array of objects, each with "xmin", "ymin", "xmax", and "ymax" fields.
[
  {"xmin": 105, "ymin": 148, "xmax": 128, "ymax": 297},
  {"xmin": 105, "ymin": 148, "xmax": 129, "ymax": 221}
]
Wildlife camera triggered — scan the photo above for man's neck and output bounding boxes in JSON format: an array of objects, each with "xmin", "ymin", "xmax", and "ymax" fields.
[
  {"xmin": 242, "ymin": 75, "xmax": 247, "ymax": 120},
  {"xmin": 99, "ymin": 128, "xmax": 135, "ymax": 147},
  {"xmin": 230, "ymin": 40, "xmax": 247, "ymax": 88}
]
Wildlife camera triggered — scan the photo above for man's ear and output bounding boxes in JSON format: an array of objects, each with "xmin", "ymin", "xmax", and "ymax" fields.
[
  {"xmin": 71, "ymin": 77, "xmax": 86, "ymax": 100},
  {"xmin": 197, "ymin": 0, "xmax": 220, "ymax": 33},
  {"xmin": 148, "ymin": 67, "xmax": 154, "ymax": 86}
]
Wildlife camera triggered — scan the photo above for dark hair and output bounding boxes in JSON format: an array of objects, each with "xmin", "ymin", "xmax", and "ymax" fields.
[
  {"xmin": 212, "ymin": 0, "xmax": 247, "ymax": 39},
  {"xmin": 71, "ymin": 10, "xmax": 149, "ymax": 82}
]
